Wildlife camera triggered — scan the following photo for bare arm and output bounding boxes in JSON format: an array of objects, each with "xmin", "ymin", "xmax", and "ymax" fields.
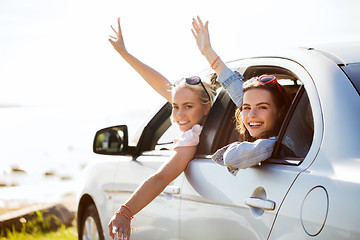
[
  {"xmin": 109, "ymin": 18, "xmax": 172, "ymax": 103},
  {"xmin": 192, "ymin": 16, "xmax": 245, "ymax": 107},
  {"xmin": 191, "ymin": 16, "xmax": 227, "ymax": 76},
  {"xmin": 108, "ymin": 146, "xmax": 196, "ymax": 240}
]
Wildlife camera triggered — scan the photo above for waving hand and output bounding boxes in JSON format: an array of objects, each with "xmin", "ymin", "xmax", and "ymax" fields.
[
  {"xmin": 108, "ymin": 17, "xmax": 172, "ymax": 103},
  {"xmin": 191, "ymin": 16, "xmax": 226, "ymax": 75},
  {"xmin": 109, "ymin": 18, "xmax": 127, "ymax": 54}
]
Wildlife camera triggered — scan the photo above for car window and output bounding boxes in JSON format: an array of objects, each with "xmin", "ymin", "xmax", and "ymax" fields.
[
  {"xmin": 219, "ymin": 65, "xmax": 314, "ymax": 165},
  {"xmin": 277, "ymin": 89, "xmax": 314, "ymax": 160},
  {"xmin": 208, "ymin": 69, "xmax": 303, "ymax": 153},
  {"xmin": 340, "ymin": 62, "xmax": 360, "ymax": 95},
  {"xmin": 155, "ymin": 123, "xmax": 177, "ymax": 150}
]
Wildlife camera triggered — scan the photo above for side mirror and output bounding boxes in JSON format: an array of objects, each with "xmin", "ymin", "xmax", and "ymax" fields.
[{"xmin": 93, "ymin": 125, "xmax": 129, "ymax": 155}]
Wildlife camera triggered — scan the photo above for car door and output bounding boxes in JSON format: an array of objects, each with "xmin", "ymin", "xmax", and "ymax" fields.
[
  {"xmin": 109, "ymin": 103, "xmax": 184, "ymax": 240},
  {"xmin": 179, "ymin": 59, "xmax": 319, "ymax": 240}
]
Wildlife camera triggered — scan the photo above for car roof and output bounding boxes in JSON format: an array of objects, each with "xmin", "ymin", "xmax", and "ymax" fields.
[
  {"xmin": 304, "ymin": 42, "xmax": 360, "ymax": 65},
  {"xmin": 226, "ymin": 42, "xmax": 360, "ymax": 67}
]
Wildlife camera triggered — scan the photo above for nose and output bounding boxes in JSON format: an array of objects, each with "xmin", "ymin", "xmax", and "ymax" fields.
[
  {"xmin": 248, "ymin": 108, "xmax": 257, "ymax": 117},
  {"xmin": 176, "ymin": 108, "xmax": 185, "ymax": 118}
]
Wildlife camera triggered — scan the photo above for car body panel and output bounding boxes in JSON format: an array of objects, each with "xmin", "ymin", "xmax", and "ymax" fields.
[
  {"xmin": 77, "ymin": 158, "xmax": 127, "ymax": 237},
  {"xmin": 269, "ymin": 161, "xmax": 360, "ymax": 239},
  {"xmin": 110, "ymin": 153, "xmax": 183, "ymax": 240},
  {"xmin": 180, "ymin": 158, "xmax": 305, "ymax": 240}
]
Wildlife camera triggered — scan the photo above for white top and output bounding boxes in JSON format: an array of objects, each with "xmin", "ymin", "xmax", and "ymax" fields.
[{"xmin": 173, "ymin": 124, "xmax": 203, "ymax": 149}]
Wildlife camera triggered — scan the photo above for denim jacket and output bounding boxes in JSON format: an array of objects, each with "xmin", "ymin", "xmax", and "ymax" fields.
[
  {"xmin": 211, "ymin": 137, "xmax": 276, "ymax": 176},
  {"xmin": 216, "ymin": 68, "xmax": 244, "ymax": 107},
  {"xmin": 211, "ymin": 68, "xmax": 276, "ymax": 176}
]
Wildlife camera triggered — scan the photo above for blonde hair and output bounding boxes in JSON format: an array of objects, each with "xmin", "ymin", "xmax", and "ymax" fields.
[{"xmin": 172, "ymin": 73, "xmax": 220, "ymax": 106}]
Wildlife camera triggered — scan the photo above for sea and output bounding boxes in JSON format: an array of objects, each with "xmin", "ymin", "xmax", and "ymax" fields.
[{"xmin": 0, "ymin": 105, "xmax": 152, "ymax": 210}]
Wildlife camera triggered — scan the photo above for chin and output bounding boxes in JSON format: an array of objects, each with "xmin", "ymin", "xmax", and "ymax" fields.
[
  {"xmin": 251, "ymin": 134, "xmax": 260, "ymax": 139},
  {"xmin": 248, "ymin": 130, "xmax": 262, "ymax": 139},
  {"xmin": 179, "ymin": 125, "xmax": 191, "ymax": 132}
]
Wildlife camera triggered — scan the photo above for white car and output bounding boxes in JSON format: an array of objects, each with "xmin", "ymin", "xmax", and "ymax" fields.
[{"xmin": 76, "ymin": 42, "xmax": 360, "ymax": 240}]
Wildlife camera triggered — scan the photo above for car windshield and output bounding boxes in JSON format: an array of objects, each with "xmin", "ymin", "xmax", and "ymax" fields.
[{"xmin": 340, "ymin": 62, "xmax": 360, "ymax": 95}]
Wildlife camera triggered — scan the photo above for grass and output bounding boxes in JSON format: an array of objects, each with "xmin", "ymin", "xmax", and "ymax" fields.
[
  {"xmin": 0, "ymin": 211, "xmax": 78, "ymax": 240},
  {"xmin": 0, "ymin": 225, "xmax": 77, "ymax": 240}
]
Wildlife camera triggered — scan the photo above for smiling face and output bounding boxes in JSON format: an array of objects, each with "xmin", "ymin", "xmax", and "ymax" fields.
[
  {"xmin": 241, "ymin": 88, "xmax": 280, "ymax": 139},
  {"xmin": 171, "ymin": 87, "xmax": 210, "ymax": 132}
]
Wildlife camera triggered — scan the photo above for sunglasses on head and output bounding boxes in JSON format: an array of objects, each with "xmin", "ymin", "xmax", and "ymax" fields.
[
  {"xmin": 245, "ymin": 75, "xmax": 282, "ymax": 93},
  {"xmin": 175, "ymin": 76, "xmax": 211, "ymax": 102}
]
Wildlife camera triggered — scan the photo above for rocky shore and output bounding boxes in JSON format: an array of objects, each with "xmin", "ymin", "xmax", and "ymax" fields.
[{"xmin": 0, "ymin": 178, "xmax": 78, "ymax": 234}]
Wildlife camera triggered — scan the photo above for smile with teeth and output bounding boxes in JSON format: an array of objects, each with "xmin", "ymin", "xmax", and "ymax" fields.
[
  {"xmin": 178, "ymin": 121, "xmax": 189, "ymax": 125},
  {"xmin": 249, "ymin": 122, "xmax": 263, "ymax": 128}
]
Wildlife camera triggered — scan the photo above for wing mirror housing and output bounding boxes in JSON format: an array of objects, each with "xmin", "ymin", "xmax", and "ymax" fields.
[{"xmin": 93, "ymin": 125, "xmax": 129, "ymax": 155}]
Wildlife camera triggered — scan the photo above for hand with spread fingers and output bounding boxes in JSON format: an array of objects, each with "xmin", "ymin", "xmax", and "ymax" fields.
[
  {"xmin": 191, "ymin": 16, "xmax": 212, "ymax": 56},
  {"xmin": 108, "ymin": 17, "xmax": 174, "ymax": 102},
  {"xmin": 109, "ymin": 17, "xmax": 127, "ymax": 55},
  {"xmin": 191, "ymin": 16, "xmax": 226, "ymax": 75}
]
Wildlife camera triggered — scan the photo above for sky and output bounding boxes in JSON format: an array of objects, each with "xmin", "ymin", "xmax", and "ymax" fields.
[
  {"xmin": 1, "ymin": 0, "xmax": 360, "ymax": 173},
  {"xmin": 1, "ymin": 0, "xmax": 360, "ymax": 109},
  {"xmin": 0, "ymin": 0, "xmax": 359, "ymax": 179}
]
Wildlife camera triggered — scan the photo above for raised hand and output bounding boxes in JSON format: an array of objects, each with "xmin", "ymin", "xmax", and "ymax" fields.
[
  {"xmin": 191, "ymin": 16, "xmax": 212, "ymax": 56},
  {"xmin": 109, "ymin": 18, "xmax": 127, "ymax": 54},
  {"xmin": 107, "ymin": 17, "xmax": 173, "ymax": 102},
  {"xmin": 191, "ymin": 16, "xmax": 226, "ymax": 75}
]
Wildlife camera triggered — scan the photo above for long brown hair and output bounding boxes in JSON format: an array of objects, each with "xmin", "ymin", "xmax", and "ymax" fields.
[{"xmin": 235, "ymin": 75, "xmax": 290, "ymax": 142}]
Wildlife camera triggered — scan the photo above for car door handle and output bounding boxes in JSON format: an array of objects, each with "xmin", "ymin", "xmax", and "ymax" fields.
[
  {"xmin": 163, "ymin": 185, "xmax": 180, "ymax": 195},
  {"xmin": 245, "ymin": 197, "xmax": 275, "ymax": 211}
]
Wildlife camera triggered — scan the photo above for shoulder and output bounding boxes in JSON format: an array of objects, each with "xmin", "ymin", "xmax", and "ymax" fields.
[{"xmin": 174, "ymin": 124, "xmax": 203, "ymax": 149}]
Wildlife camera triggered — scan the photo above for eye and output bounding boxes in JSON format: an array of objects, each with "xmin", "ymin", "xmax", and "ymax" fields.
[
  {"xmin": 185, "ymin": 105, "xmax": 193, "ymax": 109},
  {"xmin": 172, "ymin": 105, "xmax": 179, "ymax": 110},
  {"xmin": 242, "ymin": 106, "xmax": 251, "ymax": 111},
  {"xmin": 259, "ymin": 105, "xmax": 269, "ymax": 110}
]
